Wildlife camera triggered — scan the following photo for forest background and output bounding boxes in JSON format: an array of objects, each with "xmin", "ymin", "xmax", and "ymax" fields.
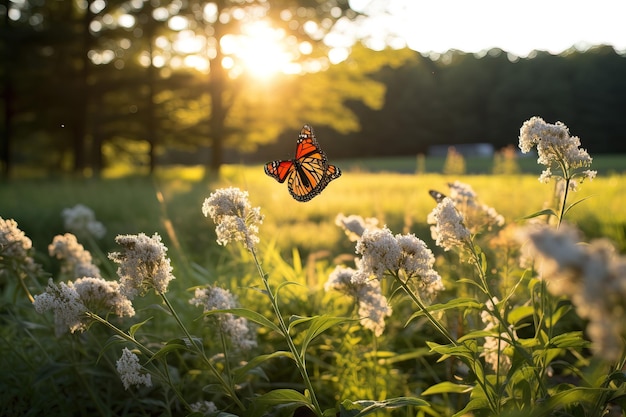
[{"xmin": 1, "ymin": 0, "xmax": 625, "ymax": 180}]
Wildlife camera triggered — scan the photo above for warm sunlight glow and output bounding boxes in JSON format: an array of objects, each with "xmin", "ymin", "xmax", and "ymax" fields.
[{"xmin": 220, "ymin": 21, "xmax": 296, "ymax": 79}]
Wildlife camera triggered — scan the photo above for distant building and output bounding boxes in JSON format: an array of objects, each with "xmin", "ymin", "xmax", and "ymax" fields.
[{"xmin": 428, "ymin": 143, "xmax": 494, "ymax": 157}]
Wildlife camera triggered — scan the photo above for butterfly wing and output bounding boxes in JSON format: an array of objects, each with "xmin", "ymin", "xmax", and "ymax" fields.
[
  {"xmin": 428, "ymin": 189, "xmax": 447, "ymax": 203},
  {"xmin": 264, "ymin": 160, "xmax": 295, "ymax": 183}
]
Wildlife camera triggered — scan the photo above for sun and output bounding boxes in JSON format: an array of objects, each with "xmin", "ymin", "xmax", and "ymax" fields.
[{"xmin": 220, "ymin": 21, "xmax": 299, "ymax": 79}]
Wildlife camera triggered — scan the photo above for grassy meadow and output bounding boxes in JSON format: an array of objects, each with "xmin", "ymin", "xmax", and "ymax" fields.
[{"xmin": 2, "ymin": 155, "xmax": 626, "ymax": 416}]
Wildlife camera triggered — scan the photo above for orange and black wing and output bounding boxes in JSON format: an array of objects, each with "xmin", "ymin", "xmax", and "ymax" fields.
[{"xmin": 264, "ymin": 160, "xmax": 295, "ymax": 183}]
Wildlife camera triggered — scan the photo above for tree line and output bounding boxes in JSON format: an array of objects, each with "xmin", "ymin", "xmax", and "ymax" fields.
[
  {"xmin": 1, "ymin": 0, "xmax": 625, "ymax": 179},
  {"xmin": 251, "ymin": 45, "xmax": 626, "ymax": 164}
]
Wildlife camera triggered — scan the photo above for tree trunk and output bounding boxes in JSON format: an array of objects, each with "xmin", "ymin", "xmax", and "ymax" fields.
[{"xmin": 206, "ymin": 37, "xmax": 228, "ymax": 179}]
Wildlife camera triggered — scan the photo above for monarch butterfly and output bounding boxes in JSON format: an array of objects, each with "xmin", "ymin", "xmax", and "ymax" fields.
[{"xmin": 264, "ymin": 124, "xmax": 341, "ymax": 202}]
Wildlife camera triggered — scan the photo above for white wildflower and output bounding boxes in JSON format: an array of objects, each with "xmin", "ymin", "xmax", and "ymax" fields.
[
  {"xmin": 116, "ymin": 348, "xmax": 152, "ymax": 390},
  {"xmin": 73, "ymin": 277, "xmax": 135, "ymax": 318},
  {"xmin": 190, "ymin": 286, "xmax": 257, "ymax": 351},
  {"xmin": 49, "ymin": 233, "xmax": 101, "ymax": 279},
  {"xmin": 519, "ymin": 116, "xmax": 594, "ymax": 184},
  {"xmin": 62, "ymin": 204, "xmax": 106, "ymax": 239},
  {"xmin": 190, "ymin": 401, "xmax": 218, "ymax": 415},
  {"xmin": 33, "ymin": 279, "xmax": 88, "ymax": 336},
  {"xmin": 519, "ymin": 224, "xmax": 626, "ymax": 360},
  {"xmin": 108, "ymin": 233, "xmax": 174, "ymax": 299},
  {"xmin": 0, "ymin": 217, "xmax": 37, "ymax": 273},
  {"xmin": 202, "ymin": 187, "xmax": 263, "ymax": 251},
  {"xmin": 395, "ymin": 233, "xmax": 444, "ymax": 298},
  {"xmin": 335, "ymin": 213, "xmax": 379, "ymax": 241},
  {"xmin": 427, "ymin": 198, "xmax": 471, "ymax": 251},
  {"xmin": 357, "ymin": 279, "xmax": 392, "ymax": 337},
  {"xmin": 325, "ymin": 266, "xmax": 392, "ymax": 336},
  {"xmin": 353, "ymin": 227, "xmax": 401, "ymax": 283}
]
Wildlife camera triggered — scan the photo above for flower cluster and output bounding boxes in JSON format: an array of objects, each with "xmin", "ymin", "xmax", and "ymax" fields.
[
  {"xmin": 520, "ymin": 224, "xmax": 626, "ymax": 360},
  {"xmin": 518, "ymin": 116, "xmax": 596, "ymax": 184},
  {"xmin": 342, "ymin": 223, "xmax": 443, "ymax": 300},
  {"xmin": 0, "ymin": 217, "xmax": 37, "ymax": 273},
  {"xmin": 202, "ymin": 187, "xmax": 263, "ymax": 252},
  {"xmin": 116, "ymin": 348, "xmax": 152, "ymax": 390},
  {"xmin": 108, "ymin": 233, "xmax": 175, "ymax": 299},
  {"xmin": 427, "ymin": 198, "xmax": 471, "ymax": 251},
  {"xmin": 335, "ymin": 213, "xmax": 379, "ymax": 242},
  {"xmin": 62, "ymin": 204, "xmax": 106, "ymax": 239},
  {"xmin": 33, "ymin": 277, "xmax": 135, "ymax": 336},
  {"xmin": 189, "ymin": 286, "xmax": 257, "ymax": 351},
  {"xmin": 445, "ymin": 181, "xmax": 505, "ymax": 233},
  {"xmin": 49, "ymin": 233, "xmax": 101, "ymax": 279},
  {"xmin": 325, "ymin": 266, "xmax": 392, "ymax": 336}
]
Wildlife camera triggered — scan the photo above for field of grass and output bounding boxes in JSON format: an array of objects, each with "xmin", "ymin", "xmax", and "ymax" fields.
[
  {"xmin": 2, "ymin": 162, "xmax": 625, "ymax": 261},
  {"xmin": 2, "ymin": 159, "xmax": 626, "ymax": 416}
]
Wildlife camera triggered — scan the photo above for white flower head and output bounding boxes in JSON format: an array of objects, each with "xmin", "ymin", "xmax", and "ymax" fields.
[
  {"xmin": 396, "ymin": 233, "xmax": 444, "ymax": 297},
  {"xmin": 49, "ymin": 233, "xmax": 101, "ymax": 279},
  {"xmin": 62, "ymin": 204, "xmax": 106, "ymax": 239},
  {"xmin": 519, "ymin": 116, "xmax": 594, "ymax": 183},
  {"xmin": 519, "ymin": 225, "xmax": 626, "ymax": 360},
  {"xmin": 202, "ymin": 187, "xmax": 263, "ymax": 251},
  {"xmin": 335, "ymin": 213, "xmax": 380, "ymax": 241},
  {"xmin": 190, "ymin": 401, "xmax": 218, "ymax": 416},
  {"xmin": 427, "ymin": 198, "xmax": 471, "ymax": 251},
  {"xmin": 190, "ymin": 286, "xmax": 257, "ymax": 351},
  {"xmin": 108, "ymin": 233, "xmax": 175, "ymax": 299},
  {"xmin": 116, "ymin": 348, "xmax": 152, "ymax": 390},
  {"xmin": 354, "ymin": 227, "xmax": 401, "ymax": 282},
  {"xmin": 0, "ymin": 217, "xmax": 38, "ymax": 277},
  {"xmin": 34, "ymin": 276, "xmax": 135, "ymax": 336},
  {"xmin": 357, "ymin": 279, "xmax": 392, "ymax": 337},
  {"xmin": 33, "ymin": 279, "xmax": 88, "ymax": 336},
  {"xmin": 73, "ymin": 277, "xmax": 135, "ymax": 318}
]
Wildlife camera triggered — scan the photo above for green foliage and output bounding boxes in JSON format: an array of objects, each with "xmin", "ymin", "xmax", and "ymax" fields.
[{"xmin": 2, "ymin": 162, "xmax": 626, "ymax": 416}]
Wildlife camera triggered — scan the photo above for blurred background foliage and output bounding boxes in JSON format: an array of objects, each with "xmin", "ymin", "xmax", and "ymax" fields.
[{"xmin": 1, "ymin": 0, "xmax": 625, "ymax": 180}]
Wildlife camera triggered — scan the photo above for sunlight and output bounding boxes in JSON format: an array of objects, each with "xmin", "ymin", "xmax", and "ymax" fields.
[{"xmin": 221, "ymin": 21, "xmax": 296, "ymax": 79}]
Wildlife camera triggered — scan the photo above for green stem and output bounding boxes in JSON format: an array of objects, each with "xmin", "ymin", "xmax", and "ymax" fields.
[
  {"xmin": 159, "ymin": 293, "xmax": 246, "ymax": 412},
  {"xmin": 465, "ymin": 243, "xmax": 548, "ymax": 399},
  {"xmin": 250, "ymin": 249, "xmax": 323, "ymax": 417},
  {"xmin": 85, "ymin": 312, "xmax": 191, "ymax": 410},
  {"xmin": 557, "ymin": 177, "xmax": 571, "ymax": 228},
  {"xmin": 393, "ymin": 272, "xmax": 457, "ymax": 346}
]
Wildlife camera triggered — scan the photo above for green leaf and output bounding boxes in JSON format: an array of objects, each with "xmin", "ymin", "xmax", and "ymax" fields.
[
  {"xmin": 421, "ymin": 381, "xmax": 473, "ymax": 396},
  {"xmin": 300, "ymin": 315, "xmax": 347, "ymax": 357},
  {"xmin": 547, "ymin": 331, "xmax": 587, "ymax": 349},
  {"xmin": 150, "ymin": 338, "xmax": 191, "ymax": 361},
  {"xmin": 288, "ymin": 315, "xmax": 315, "ymax": 332},
  {"xmin": 232, "ymin": 351, "xmax": 294, "ymax": 382},
  {"xmin": 507, "ymin": 305, "xmax": 535, "ymax": 326},
  {"xmin": 339, "ymin": 397, "xmax": 428, "ymax": 416},
  {"xmin": 451, "ymin": 397, "xmax": 490, "ymax": 417},
  {"xmin": 203, "ymin": 308, "xmax": 282, "ymax": 335},
  {"xmin": 253, "ymin": 389, "xmax": 312, "ymax": 407},
  {"xmin": 405, "ymin": 297, "xmax": 481, "ymax": 326},
  {"xmin": 457, "ymin": 330, "xmax": 495, "ymax": 343},
  {"xmin": 518, "ymin": 208, "xmax": 557, "ymax": 220},
  {"xmin": 562, "ymin": 195, "xmax": 593, "ymax": 217},
  {"xmin": 129, "ymin": 317, "xmax": 153, "ymax": 338}
]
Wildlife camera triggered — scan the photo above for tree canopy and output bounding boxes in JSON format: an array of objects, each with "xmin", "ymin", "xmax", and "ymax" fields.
[{"xmin": 1, "ymin": 0, "xmax": 625, "ymax": 179}]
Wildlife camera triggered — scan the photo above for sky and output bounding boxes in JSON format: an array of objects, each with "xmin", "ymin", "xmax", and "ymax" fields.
[{"xmin": 349, "ymin": 0, "xmax": 626, "ymax": 57}]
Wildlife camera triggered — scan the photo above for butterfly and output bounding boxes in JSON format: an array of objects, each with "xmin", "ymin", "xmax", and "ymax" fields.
[
  {"xmin": 428, "ymin": 189, "xmax": 447, "ymax": 203},
  {"xmin": 264, "ymin": 124, "xmax": 341, "ymax": 202}
]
